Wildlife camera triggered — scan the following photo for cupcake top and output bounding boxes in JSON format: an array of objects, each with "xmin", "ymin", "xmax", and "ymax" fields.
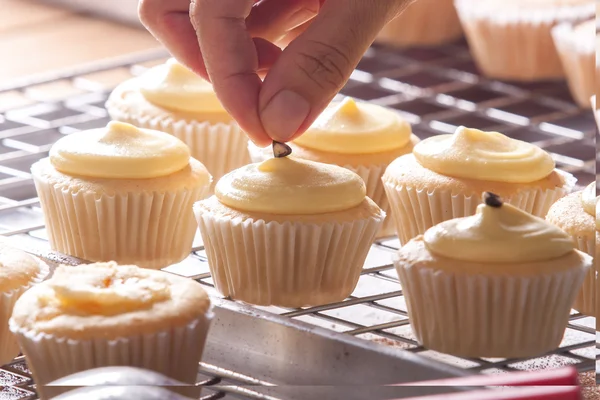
[
  {"xmin": 0, "ymin": 243, "xmax": 45, "ymax": 292},
  {"xmin": 49, "ymin": 121, "xmax": 206, "ymax": 181},
  {"xmin": 215, "ymin": 156, "xmax": 366, "ymax": 215},
  {"xmin": 292, "ymin": 97, "xmax": 412, "ymax": 154},
  {"xmin": 139, "ymin": 58, "xmax": 226, "ymax": 114},
  {"xmin": 411, "ymin": 126, "xmax": 555, "ymax": 183},
  {"xmin": 10, "ymin": 262, "xmax": 210, "ymax": 340},
  {"xmin": 581, "ymin": 182, "xmax": 599, "ymax": 230},
  {"xmin": 424, "ymin": 193, "xmax": 574, "ymax": 263}
]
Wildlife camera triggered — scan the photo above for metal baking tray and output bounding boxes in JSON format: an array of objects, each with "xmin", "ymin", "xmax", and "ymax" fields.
[{"xmin": 0, "ymin": 37, "xmax": 596, "ymax": 398}]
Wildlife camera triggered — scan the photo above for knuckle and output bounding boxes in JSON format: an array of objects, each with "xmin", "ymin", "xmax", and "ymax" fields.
[
  {"xmin": 295, "ymin": 40, "xmax": 352, "ymax": 91},
  {"xmin": 137, "ymin": 0, "xmax": 158, "ymax": 26}
]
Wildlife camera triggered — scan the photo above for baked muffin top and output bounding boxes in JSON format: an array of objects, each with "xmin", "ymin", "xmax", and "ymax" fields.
[{"xmin": 0, "ymin": 243, "xmax": 45, "ymax": 292}]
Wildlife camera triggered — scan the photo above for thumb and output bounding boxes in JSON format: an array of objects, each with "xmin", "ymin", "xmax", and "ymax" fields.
[{"xmin": 258, "ymin": 0, "xmax": 409, "ymax": 142}]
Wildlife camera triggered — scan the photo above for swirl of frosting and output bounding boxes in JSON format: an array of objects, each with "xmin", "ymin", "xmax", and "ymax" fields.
[
  {"xmin": 215, "ymin": 157, "xmax": 366, "ymax": 214},
  {"xmin": 48, "ymin": 262, "xmax": 171, "ymax": 316},
  {"xmin": 581, "ymin": 182, "xmax": 597, "ymax": 217},
  {"xmin": 50, "ymin": 121, "xmax": 191, "ymax": 179},
  {"xmin": 139, "ymin": 58, "xmax": 225, "ymax": 113},
  {"xmin": 423, "ymin": 193, "xmax": 574, "ymax": 263},
  {"xmin": 292, "ymin": 97, "xmax": 412, "ymax": 154},
  {"xmin": 413, "ymin": 126, "xmax": 555, "ymax": 183}
]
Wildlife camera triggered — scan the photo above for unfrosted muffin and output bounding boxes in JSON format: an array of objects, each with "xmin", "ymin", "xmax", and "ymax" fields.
[
  {"xmin": 455, "ymin": 0, "xmax": 594, "ymax": 81},
  {"xmin": 249, "ymin": 97, "xmax": 417, "ymax": 238},
  {"xmin": 395, "ymin": 193, "xmax": 591, "ymax": 358},
  {"xmin": 106, "ymin": 58, "xmax": 250, "ymax": 187},
  {"xmin": 194, "ymin": 154, "xmax": 385, "ymax": 307},
  {"xmin": 382, "ymin": 126, "xmax": 575, "ymax": 245},
  {"xmin": 552, "ymin": 19, "xmax": 596, "ymax": 107},
  {"xmin": 376, "ymin": 0, "xmax": 462, "ymax": 47},
  {"xmin": 0, "ymin": 244, "xmax": 49, "ymax": 365},
  {"xmin": 9, "ymin": 262, "xmax": 212, "ymax": 400},
  {"xmin": 546, "ymin": 182, "xmax": 598, "ymax": 316},
  {"xmin": 31, "ymin": 121, "xmax": 211, "ymax": 269}
]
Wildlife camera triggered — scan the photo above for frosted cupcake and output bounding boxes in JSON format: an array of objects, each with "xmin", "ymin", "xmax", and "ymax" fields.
[
  {"xmin": 552, "ymin": 19, "xmax": 596, "ymax": 107},
  {"xmin": 249, "ymin": 97, "xmax": 417, "ymax": 238},
  {"xmin": 31, "ymin": 121, "xmax": 211, "ymax": 269},
  {"xmin": 106, "ymin": 58, "xmax": 250, "ymax": 186},
  {"xmin": 195, "ymin": 145, "xmax": 385, "ymax": 307},
  {"xmin": 382, "ymin": 126, "xmax": 575, "ymax": 245},
  {"xmin": 9, "ymin": 262, "xmax": 212, "ymax": 400},
  {"xmin": 376, "ymin": 0, "xmax": 462, "ymax": 47},
  {"xmin": 395, "ymin": 192, "xmax": 592, "ymax": 358},
  {"xmin": 0, "ymin": 244, "xmax": 49, "ymax": 365},
  {"xmin": 455, "ymin": 0, "xmax": 594, "ymax": 81},
  {"xmin": 546, "ymin": 182, "xmax": 598, "ymax": 316}
]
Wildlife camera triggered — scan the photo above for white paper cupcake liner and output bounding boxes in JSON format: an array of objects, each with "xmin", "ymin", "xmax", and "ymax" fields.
[
  {"xmin": 109, "ymin": 104, "xmax": 250, "ymax": 190},
  {"xmin": 395, "ymin": 256, "xmax": 589, "ymax": 358},
  {"xmin": 376, "ymin": 0, "xmax": 462, "ymax": 47},
  {"xmin": 571, "ymin": 236, "xmax": 596, "ymax": 316},
  {"xmin": 249, "ymin": 143, "xmax": 394, "ymax": 238},
  {"xmin": 194, "ymin": 205, "xmax": 384, "ymax": 307},
  {"xmin": 383, "ymin": 169, "xmax": 575, "ymax": 245},
  {"xmin": 454, "ymin": 0, "xmax": 594, "ymax": 80},
  {"xmin": 32, "ymin": 174, "xmax": 207, "ymax": 270},
  {"xmin": 552, "ymin": 23, "xmax": 595, "ymax": 108},
  {"xmin": 0, "ymin": 260, "xmax": 49, "ymax": 365},
  {"xmin": 10, "ymin": 311, "xmax": 212, "ymax": 400}
]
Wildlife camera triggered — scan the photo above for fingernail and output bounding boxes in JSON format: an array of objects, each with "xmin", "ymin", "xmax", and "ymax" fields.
[
  {"xmin": 286, "ymin": 8, "xmax": 317, "ymax": 31},
  {"xmin": 260, "ymin": 90, "xmax": 310, "ymax": 142}
]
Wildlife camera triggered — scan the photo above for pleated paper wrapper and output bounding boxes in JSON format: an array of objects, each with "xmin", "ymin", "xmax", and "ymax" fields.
[
  {"xmin": 248, "ymin": 143, "xmax": 394, "ymax": 238},
  {"xmin": 10, "ymin": 312, "xmax": 212, "ymax": 400},
  {"xmin": 394, "ymin": 257, "xmax": 589, "ymax": 359},
  {"xmin": 383, "ymin": 169, "xmax": 576, "ymax": 245},
  {"xmin": 108, "ymin": 103, "xmax": 250, "ymax": 190},
  {"xmin": 195, "ymin": 206, "xmax": 384, "ymax": 308},
  {"xmin": 32, "ymin": 174, "xmax": 207, "ymax": 270},
  {"xmin": 571, "ymin": 236, "xmax": 596, "ymax": 316},
  {"xmin": 455, "ymin": 0, "xmax": 594, "ymax": 81},
  {"xmin": 0, "ymin": 260, "xmax": 49, "ymax": 365}
]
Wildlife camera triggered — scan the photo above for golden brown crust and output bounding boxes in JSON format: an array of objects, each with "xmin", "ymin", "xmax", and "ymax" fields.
[
  {"xmin": 546, "ymin": 191, "xmax": 595, "ymax": 239},
  {"xmin": 0, "ymin": 244, "xmax": 45, "ymax": 292},
  {"xmin": 195, "ymin": 196, "xmax": 384, "ymax": 224},
  {"xmin": 397, "ymin": 236, "xmax": 589, "ymax": 276},
  {"xmin": 31, "ymin": 157, "xmax": 211, "ymax": 196},
  {"xmin": 10, "ymin": 270, "xmax": 210, "ymax": 341},
  {"xmin": 383, "ymin": 154, "xmax": 565, "ymax": 197},
  {"xmin": 106, "ymin": 78, "xmax": 233, "ymax": 125}
]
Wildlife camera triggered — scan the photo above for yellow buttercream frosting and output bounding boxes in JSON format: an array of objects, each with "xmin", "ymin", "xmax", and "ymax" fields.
[
  {"xmin": 423, "ymin": 193, "xmax": 574, "ymax": 263},
  {"xmin": 413, "ymin": 126, "xmax": 555, "ymax": 183},
  {"xmin": 215, "ymin": 157, "xmax": 366, "ymax": 214},
  {"xmin": 293, "ymin": 97, "xmax": 412, "ymax": 154},
  {"xmin": 139, "ymin": 58, "xmax": 226, "ymax": 113},
  {"xmin": 581, "ymin": 182, "xmax": 597, "ymax": 218},
  {"xmin": 47, "ymin": 262, "xmax": 171, "ymax": 316},
  {"xmin": 49, "ymin": 121, "xmax": 191, "ymax": 179}
]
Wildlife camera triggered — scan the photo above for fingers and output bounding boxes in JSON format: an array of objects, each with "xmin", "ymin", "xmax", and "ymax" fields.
[
  {"xmin": 246, "ymin": 0, "xmax": 320, "ymax": 43},
  {"xmin": 138, "ymin": 0, "xmax": 208, "ymax": 79},
  {"xmin": 258, "ymin": 0, "xmax": 409, "ymax": 142}
]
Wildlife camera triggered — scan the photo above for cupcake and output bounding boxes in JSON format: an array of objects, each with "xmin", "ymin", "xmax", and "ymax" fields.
[
  {"xmin": 0, "ymin": 244, "xmax": 49, "ymax": 365},
  {"xmin": 375, "ymin": 0, "xmax": 463, "ymax": 47},
  {"xmin": 9, "ymin": 262, "xmax": 212, "ymax": 400},
  {"xmin": 249, "ymin": 97, "xmax": 417, "ymax": 238},
  {"xmin": 455, "ymin": 0, "xmax": 595, "ymax": 81},
  {"xmin": 194, "ymin": 146, "xmax": 385, "ymax": 307},
  {"xmin": 106, "ymin": 58, "xmax": 250, "ymax": 187},
  {"xmin": 31, "ymin": 121, "xmax": 211, "ymax": 269},
  {"xmin": 395, "ymin": 192, "xmax": 592, "ymax": 358},
  {"xmin": 552, "ymin": 19, "xmax": 596, "ymax": 107},
  {"xmin": 546, "ymin": 182, "xmax": 598, "ymax": 316},
  {"xmin": 382, "ymin": 126, "xmax": 575, "ymax": 245}
]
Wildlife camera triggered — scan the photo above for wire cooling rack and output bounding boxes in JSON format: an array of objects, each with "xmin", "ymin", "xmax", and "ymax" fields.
[{"xmin": 0, "ymin": 38, "xmax": 596, "ymax": 399}]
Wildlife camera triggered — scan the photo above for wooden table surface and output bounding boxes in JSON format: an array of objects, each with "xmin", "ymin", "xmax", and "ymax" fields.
[{"xmin": 0, "ymin": 0, "xmax": 162, "ymax": 83}]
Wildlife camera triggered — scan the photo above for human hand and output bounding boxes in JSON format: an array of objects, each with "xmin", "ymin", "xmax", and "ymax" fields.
[{"xmin": 139, "ymin": 0, "xmax": 412, "ymax": 146}]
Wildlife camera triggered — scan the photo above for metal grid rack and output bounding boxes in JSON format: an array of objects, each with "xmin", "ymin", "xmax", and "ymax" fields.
[{"xmin": 0, "ymin": 38, "xmax": 596, "ymax": 399}]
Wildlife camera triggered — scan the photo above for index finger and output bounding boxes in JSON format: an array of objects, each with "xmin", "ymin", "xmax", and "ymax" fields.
[{"xmin": 190, "ymin": 0, "xmax": 270, "ymax": 145}]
